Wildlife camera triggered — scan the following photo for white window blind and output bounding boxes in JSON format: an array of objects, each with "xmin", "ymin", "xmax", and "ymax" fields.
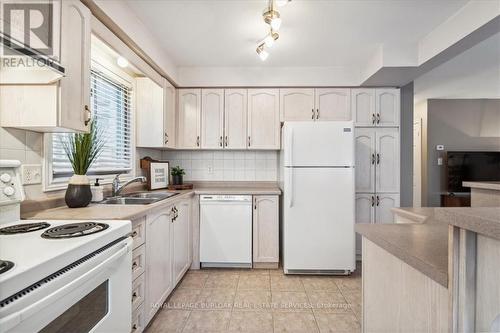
[{"xmin": 52, "ymin": 69, "xmax": 132, "ymax": 177}]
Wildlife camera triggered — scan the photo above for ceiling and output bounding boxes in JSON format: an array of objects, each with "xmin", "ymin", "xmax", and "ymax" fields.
[{"xmin": 124, "ymin": 0, "xmax": 468, "ymax": 69}]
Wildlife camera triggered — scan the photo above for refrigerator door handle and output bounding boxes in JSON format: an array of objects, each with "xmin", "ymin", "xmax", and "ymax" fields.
[
  {"xmin": 287, "ymin": 127, "xmax": 294, "ymax": 207},
  {"xmin": 288, "ymin": 168, "xmax": 294, "ymax": 208}
]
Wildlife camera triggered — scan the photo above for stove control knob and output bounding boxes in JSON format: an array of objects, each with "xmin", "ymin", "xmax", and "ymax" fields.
[
  {"xmin": 0, "ymin": 173, "xmax": 11, "ymax": 183},
  {"xmin": 3, "ymin": 186, "xmax": 15, "ymax": 196}
]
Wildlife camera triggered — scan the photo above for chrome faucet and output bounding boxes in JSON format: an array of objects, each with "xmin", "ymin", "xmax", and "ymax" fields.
[{"xmin": 111, "ymin": 175, "xmax": 147, "ymax": 197}]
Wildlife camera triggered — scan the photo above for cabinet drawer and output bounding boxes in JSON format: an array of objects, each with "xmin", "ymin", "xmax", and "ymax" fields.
[
  {"xmin": 131, "ymin": 217, "xmax": 146, "ymax": 249},
  {"xmin": 131, "ymin": 273, "xmax": 145, "ymax": 311},
  {"xmin": 132, "ymin": 245, "xmax": 145, "ymax": 280},
  {"xmin": 131, "ymin": 303, "xmax": 145, "ymax": 333}
]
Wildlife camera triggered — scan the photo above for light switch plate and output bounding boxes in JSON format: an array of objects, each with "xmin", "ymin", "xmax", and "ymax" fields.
[
  {"xmin": 436, "ymin": 145, "xmax": 445, "ymax": 151},
  {"xmin": 21, "ymin": 164, "xmax": 42, "ymax": 185}
]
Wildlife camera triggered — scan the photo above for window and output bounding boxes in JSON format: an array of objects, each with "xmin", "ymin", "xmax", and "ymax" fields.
[{"xmin": 50, "ymin": 68, "xmax": 133, "ymax": 182}]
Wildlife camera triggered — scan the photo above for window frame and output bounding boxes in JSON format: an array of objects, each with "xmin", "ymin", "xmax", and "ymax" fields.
[{"xmin": 43, "ymin": 60, "xmax": 136, "ymax": 192}]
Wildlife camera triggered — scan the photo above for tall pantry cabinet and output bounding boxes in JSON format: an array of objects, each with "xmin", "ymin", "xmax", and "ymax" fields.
[{"xmin": 353, "ymin": 88, "xmax": 400, "ymax": 256}]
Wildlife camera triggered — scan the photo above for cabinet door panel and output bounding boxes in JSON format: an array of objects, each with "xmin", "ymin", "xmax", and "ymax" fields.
[
  {"xmin": 315, "ymin": 88, "xmax": 351, "ymax": 121},
  {"xmin": 59, "ymin": 0, "xmax": 90, "ymax": 132},
  {"xmin": 178, "ymin": 89, "xmax": 201, "ymax": 149},
  {"xmin": 355, "ymin": 194, "xmax": 375, "ymax": 255},
  {"xmin": 375, "ymin": 194, "xmax": 399, "ymax": 223},
  {"xmin": 376, "ymin": 89, "xmax": 400, "ymax": 127},
  {"xmin": 376, "ymin": 128, "xmax": 400, "ymax": 193},
  {"xmin": 355, "ymin": 128, "xmax": 376, "ymax": 192},
  {"xmin": 352, "ymin": 89, "xmax": 375, "ymax": 126},
  {"xmin": 201, "ymin": 89, "xmax": 224, "ymax": 149},
  {"xmin": 253, "ymin": 195, "xmax": 279, "ymax": 263},
  {"xmin": 247, "ymin": 89, "xmax": 280, "ymax": 149},
  {"xmin": 145, "ymin": 209, "xmax": 173, "ymax": 322},
  {"xmin": 224, "ymin": 89, "xmax": 247, "ymax": 149},
  {"xmin": 280, "ymin": 88, "xmax": 315, "ymax": 121},
  {"xmin": 164, "ymin": 80, "xmax": 176, "ymax": 148},
  {"xmin": 173, "ymin": 200, "xmax": 191, "ymax": 284},
  {"xmin": 136, "ymin": 78, "xmax": 164, "ymax": 147}
]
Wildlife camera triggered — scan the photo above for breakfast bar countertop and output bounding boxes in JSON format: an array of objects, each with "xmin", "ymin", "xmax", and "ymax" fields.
[{"xmin": 355, "ymin": 222, "xmax": 449, "ymax": 287}]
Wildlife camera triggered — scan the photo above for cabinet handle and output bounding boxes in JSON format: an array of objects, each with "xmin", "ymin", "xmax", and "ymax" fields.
[
  {"xmin": 164, "ymin": 132, "xmax": 169, "ymax": 144},
  {"xmin": 132, "ymin": 261, "xmax": 137, "ymax": 269},
  {"xmin": 225, "ymin": 136, "xmax": 228, "ymax": 147},
  {"xmin": 376, "ymin": 195, "xmax": 380, "ymax": 206},
  {"xmin": 371, "ymin": 195, "xmax": 375, "ymax": 207},
  {"xmin": 376, "ymin": 153, "xmax": 380, "ymax": 164},
  {"xmin": 84, "ymin": 105, "xmax": 91, "ymax": 126},
  {"xmin": 131, "ymin": 231, "xmax": 138, "ymax": 238},
  {"xmin": 376, "ymin": 113, "xmax": 380, "ymax": 124},
  {"xmin": 316, "ymin": 109, "xmax": 319, "ymax": 120},
  {"xmin": 196, "ymin": 136, "xmax": 200, "ymax": 147},
  {"xmin": 132, "ymin": 324, "xmax": 137, "ymax": 331},
  {"xmin": 248, "ymin": 136, "xmax": 251, "ymax": 147},
  {"xmin": 311, "ymin": 109, "xmax": 314, "ymax": 119},
  {"xmin": 371, "ymin": 153, "xmax": 375, "ymax": 165},
  {"xmin": 132, "ymin": 292, "xmax": 137, "ymax": 300},
  {"xmin": 372, "ymin": 113, "xmax": 376, "ymax": 124},
  {"xmin": 219, "ymin": 136, "xmax": 223, "ymax": 147}
]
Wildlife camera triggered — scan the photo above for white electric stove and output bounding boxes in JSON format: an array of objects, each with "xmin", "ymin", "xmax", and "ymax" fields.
[{"xmin": 0, "ymin": 160, "xmax": 133, "ymax": 333}]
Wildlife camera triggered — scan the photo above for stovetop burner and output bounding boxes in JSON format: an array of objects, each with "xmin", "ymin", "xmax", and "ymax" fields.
[
  {"xmin": 0, "ymin": 260, "xmax": 14, "ymax": 274},
  {"xmin": 41, "ymin": 222, "xmax": 109, "ymax": 239},
  {"xmin": 0, "ymin": 222, "xmax": 50, "ymax": 235}
]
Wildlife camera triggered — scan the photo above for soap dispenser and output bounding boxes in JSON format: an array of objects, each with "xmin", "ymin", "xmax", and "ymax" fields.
[{"xmin": 91, "ymin": 178, "xmax": 104, "ymax": 202}]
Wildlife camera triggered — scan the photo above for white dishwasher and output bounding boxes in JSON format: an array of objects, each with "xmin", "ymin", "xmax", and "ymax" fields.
[{"xmin": 200, "ymin": 195, "xmax": 253, "ymax": 268}]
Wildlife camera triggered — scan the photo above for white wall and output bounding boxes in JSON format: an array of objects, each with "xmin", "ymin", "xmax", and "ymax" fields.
[{"xmin": 161, "ymin": 150, "xmax": 278, "ymax": 182}]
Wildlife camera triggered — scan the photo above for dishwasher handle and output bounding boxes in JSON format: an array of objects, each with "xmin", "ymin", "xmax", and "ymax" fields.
[{"xmin": 200, "ymin": 195, "xmax": 252, "ymax": 203}]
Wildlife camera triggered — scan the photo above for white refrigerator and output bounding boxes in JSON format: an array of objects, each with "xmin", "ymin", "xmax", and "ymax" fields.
[{"xmin": 281, "ymin": 121, "xmax": 355, "ymax": 274}]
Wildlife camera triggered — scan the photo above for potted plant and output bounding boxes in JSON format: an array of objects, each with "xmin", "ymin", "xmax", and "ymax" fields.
[
  {"xmin": 171, "ymin": 166, "xmax": 185, "ymax": 185},
  {"xmin": 62, "ymin": 120, "xmax": 105, "ymax": 208}
]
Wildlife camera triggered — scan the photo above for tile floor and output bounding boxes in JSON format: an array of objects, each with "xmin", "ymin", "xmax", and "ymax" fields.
[{"xmin": 145, "ymin": 264, "xmax": 362, "ymax": 333}]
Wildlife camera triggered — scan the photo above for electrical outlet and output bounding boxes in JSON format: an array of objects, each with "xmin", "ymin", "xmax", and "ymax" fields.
[
  {"xmin": 22, "ymin": 164, "xmax": 42, "ymax": 185},
  {"xmin": 207, "ymin": 165, "xmax": 214, "ymax": 174}
]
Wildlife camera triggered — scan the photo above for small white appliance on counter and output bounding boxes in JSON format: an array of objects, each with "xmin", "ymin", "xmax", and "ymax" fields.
[
  {"xmin": 0, "ymin": 160, "xmax": 133, "ymax": 333},
  {"xmin": 281, "ymin": 122, "xmax": 355, "ymax": 274},
  {"xmin": 199, "ymin": 195, "xmax": 252, "ymax": 268}
]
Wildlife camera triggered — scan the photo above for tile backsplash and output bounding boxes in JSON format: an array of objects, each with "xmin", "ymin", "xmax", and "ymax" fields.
[{"xmin": 161, "ymin": 150, "xmax": 279, "ymax": 181}]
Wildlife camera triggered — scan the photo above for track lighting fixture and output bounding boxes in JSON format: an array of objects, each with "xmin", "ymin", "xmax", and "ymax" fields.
[
  {"xmin": 256, "ymin": 0, "xmax": 291, "ymax": 60},
  {"xmin": 256, "ymin": 44, "xmax": 269, "ymax": 61}
]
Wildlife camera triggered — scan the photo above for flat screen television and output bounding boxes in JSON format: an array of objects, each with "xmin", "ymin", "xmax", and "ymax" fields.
[{"xmin": 446, "ymin": 151, "xmax": 500, "ymax": 193}]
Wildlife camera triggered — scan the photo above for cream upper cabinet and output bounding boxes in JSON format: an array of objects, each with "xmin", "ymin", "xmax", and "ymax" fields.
[
  {"xmin": 247, "ymin": 89, "xmax": 280, "ymax": 149},
  {"xmin": 352, "ymin": 89, "xmax": 376, "ymax": 126},
  {"xmin": 355, "ymin": 128, "xmax": 376, "ymax": 193},
  {"xmin": 0, "ymin": 0, "xmax": 91, "ymax": 133},
  {"xmin": 59, "ymin": 0, "xmax": 91, "ymax": 132},
  {"xmin": 201, "ymin": 89, "xmax": 224, "ymax": 149},
  {"xmin": 253, "ymin": 195, "xmax": 279, "ymax": 265},
  {"xmin": 376, "ymin": 89, "xmax": 400, "ymax": 127},
  {"xmin": 224, "ymin": 89, "xmax": 247, "ymax": 149},
  {"xmin": 164, "ymin": 80, "xmax": 176, "ymax": 148},
  {"xmin": 375, "ymin": 128, "xmax": 400, "ymax": 193},
  {"xmin": 177, "ymin": 89, "xmax": 201, "ymax": 149},
  {"xmin": 315, "ymin": 88, "xmax": 351, "ymax": 121},
  {"xmin": 280, "ymin": 88, "xmax": 315, "ymax": 121},
  {"xmin": 136, "ymin": 77, "xmax": 164, "ymax": 148},
  {"xmin": 375, "ymin": 194, "xmax": 400, "ymax": 223}
]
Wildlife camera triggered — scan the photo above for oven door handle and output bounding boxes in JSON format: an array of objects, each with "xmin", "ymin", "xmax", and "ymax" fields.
[{"xmin": 1, "ymin": 240, "xmax": 131, "ymax": 332}]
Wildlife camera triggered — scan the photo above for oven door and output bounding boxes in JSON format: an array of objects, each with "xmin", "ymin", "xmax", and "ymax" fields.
[{"xmin": 0, "ymin": 238, "xmax": 132, "ymax": 333}]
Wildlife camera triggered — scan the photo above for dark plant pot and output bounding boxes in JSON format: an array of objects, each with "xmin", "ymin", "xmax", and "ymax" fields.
[
  {"xmin": 172, "ymin": 174, "xmax": 183, "ymax": 185},
  {"xmin": 65, "ymin": 175, "xmax": 92, "ymax": 208}
]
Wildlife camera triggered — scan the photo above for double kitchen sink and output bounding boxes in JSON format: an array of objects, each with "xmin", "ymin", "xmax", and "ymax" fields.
[{"xmin": 99, "ymin": 192, "xmax": 179, "ymax": 205}]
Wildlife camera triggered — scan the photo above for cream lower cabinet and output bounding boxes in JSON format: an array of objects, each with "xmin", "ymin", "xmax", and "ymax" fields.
[
  {"xmin": 172, "ymin": 199, "xmax": 192, "ymax": 285},
  {"xmin": 247, "ymin": 89, "xmax": 280, "ymax": 149},
  {"xmin": 280, "ymin": 88, "xmax": 351, "ymax": 122},
  {"xmin": 252, "ymin": 195, "xmax": 279, "ymax": 267},
  {"xmin": 144, "ymin": 207, "xmax": 174, "ymax": 324}
]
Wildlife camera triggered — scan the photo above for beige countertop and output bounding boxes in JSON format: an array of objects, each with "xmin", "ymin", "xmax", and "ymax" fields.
[
  {"xmin": 355, "ymin": 223, "xmax": 449, "ymax": 287},
  {"xmin": 463, "ymin": 181, "xmax": 500, "ymax": 191},
  {"xmin": 434, "ymin": 207, "xmax": 500, "ymax": 240},
  {"xmin": 22, "ymin": 182, "xmax": 281, "ymax": 221},
  {"xmin": 391, "ymin": 207, "xmax": 436, "ymax": 223}
]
